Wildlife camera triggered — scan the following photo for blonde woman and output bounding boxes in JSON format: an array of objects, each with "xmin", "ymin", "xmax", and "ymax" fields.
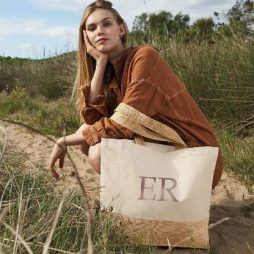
[{"xmin": 48, "ymin": 0, "xmax": 223, "ymax": 188}]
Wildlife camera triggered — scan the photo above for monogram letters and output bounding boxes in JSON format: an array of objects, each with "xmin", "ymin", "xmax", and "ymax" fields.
[{"xmin": 138, "ymin": 176, "xmax": 179, "ymax": 202}]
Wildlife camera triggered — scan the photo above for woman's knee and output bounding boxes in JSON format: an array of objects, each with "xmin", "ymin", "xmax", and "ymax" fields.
[
  {"xmin": 87, "ymin": 143, "xmax": 101, "ymax": 174},
  {"xmin": 212, "ymin": 151, "xmax": 223, "ymax": 189},
  {"xmin": 80, "ymin": 143, "xmax": 89, "ymax": 155},
  {"xmin": 76, "ymin": 122, "xmax": 89, "ymax": 134},
  {"xmin": 76, "ymin": 123, "xmax": 90, "ymax": 155}
]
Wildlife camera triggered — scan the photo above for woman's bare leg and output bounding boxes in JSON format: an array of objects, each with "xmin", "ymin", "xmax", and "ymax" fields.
[
  {"xmin": 87, "ymin": 143, "xmax": 101, "ymax": 174},
  {"xmin": 76, "ymin": 123, "xmax": 101, "ymax": 173},
  {"xmin": 76, "ymin": 123, "xmax": 90, "ymax": 155}
]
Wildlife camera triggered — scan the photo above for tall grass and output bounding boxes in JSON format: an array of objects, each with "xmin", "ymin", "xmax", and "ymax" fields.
[
  {"xmin": 219, "ymin": 129, "xmax": 254, "ymax": 191},
  {"xmin": 0, "ymin": 142, "xmax": 155, "ymax": 253},
  {"xmin": 0, "ymin": 52, "xmax": 76, "ymax": 99}
]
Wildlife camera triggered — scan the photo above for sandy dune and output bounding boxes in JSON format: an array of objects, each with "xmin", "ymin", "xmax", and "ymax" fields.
[{"xmin": 1, "ymin": 121, "xmax": 253, "ymax": 254}]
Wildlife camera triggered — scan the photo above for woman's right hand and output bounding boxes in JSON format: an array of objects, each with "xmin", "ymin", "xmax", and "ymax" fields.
[
  {"xmin": 48, "ymin": 138, "xmax": 67, "ymax": 180},
  {"xmin": 84, "ymin": 31, "xmax": 108, "ymax": 63}
]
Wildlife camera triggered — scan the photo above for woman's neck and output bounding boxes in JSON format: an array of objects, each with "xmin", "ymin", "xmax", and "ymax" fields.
[{"xmin": 109, "ymin": 45, "xmax": 128, "ymax": 64}]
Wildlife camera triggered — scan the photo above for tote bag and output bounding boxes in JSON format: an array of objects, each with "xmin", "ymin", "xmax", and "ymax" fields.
[{"xmin": 100, "ymin": 103, "xmax": 218, "ymax": 248}]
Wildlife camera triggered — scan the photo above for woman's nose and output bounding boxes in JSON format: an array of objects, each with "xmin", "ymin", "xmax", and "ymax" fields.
[{"xmin": 97, "ymin": 26, "xmax": 105, "ymax": 36}]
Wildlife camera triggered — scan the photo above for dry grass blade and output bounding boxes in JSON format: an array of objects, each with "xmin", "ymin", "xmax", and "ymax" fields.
[
  {"xmin": 63, "ymin": 144, "xmax": 94, "ymax": 254},
  {"xmin": 0, "ymin": 243, "xmax": 7, "ymax": 254},
  {"xmin": 38, "ymin": 243, "xmax": 75, "ymax": 254},
  {"xmin": 2, "ymin": 239, "xmax": 75, "ymax": 254},
  {"xmin": 0, "ymin": 206, "xmax": 9, "ymax": 223},
  {"xmin": 0, "ymin": 206, "xmax": 9, "ymax": 254},
  {"xmin": 164, "ymin": 217, "xmax": 231, "ymax": 252},
  {"xmin": 3, "ymin": 222, "xmax": 33, "ymax": 254},
  {"xmin": 209, "ymin": 217, "xmax": 230, "ymax": 229},
  {"xmin": 166, "ymin": 238, "xmax": 172, "ymax": 253},
  {"xmin": 13, "ymin": 181, "xmax": 24, "ymax": 254},
  {"xmin": 0, "ymin": 245, "xmax": 5, "ymax": 254},
  {"xmin": 246, "ymin": 241, "xmax": 254, "ymax": 254},
  {"xmin": 42, "ymin": 194, "xmax": 65, "ymax": 254},
  {"xmin": 0, "ymin": 125, "xmax": 8, "ymax": 165}
]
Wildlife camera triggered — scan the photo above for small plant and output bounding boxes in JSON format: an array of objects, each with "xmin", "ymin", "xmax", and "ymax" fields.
[{"xmin": 241, "ymin": 202, "xmax": 254, "ymax": 218}]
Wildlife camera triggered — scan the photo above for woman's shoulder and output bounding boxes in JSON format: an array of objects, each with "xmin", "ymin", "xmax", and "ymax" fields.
[
  {"xmin": 125, "ymin": 45, "xmax": 163, "ymax": 80},
  {"xmin": 131, "ymin": 44, "xmax": 160, "ymax": 60}
]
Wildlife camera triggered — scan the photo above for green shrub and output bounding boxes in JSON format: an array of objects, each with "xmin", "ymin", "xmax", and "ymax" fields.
[
  {"xmin": 0, "ymin": 88, "xmax": 79, "ymax": 136},
  {"xmin": 219, "ymin": 129, "xmax": 254, "ymax": 190}
]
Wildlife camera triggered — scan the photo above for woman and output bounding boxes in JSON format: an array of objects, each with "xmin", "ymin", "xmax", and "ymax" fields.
[{"xmin": 48, "ymin": 0, "xmax": 223, "ymax": 188}]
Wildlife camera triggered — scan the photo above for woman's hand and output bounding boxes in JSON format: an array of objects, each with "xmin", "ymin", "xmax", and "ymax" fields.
[
  {"xmin": 83, "ymin": 31, "xmax": 108, "ymax": 63},
  {"xmin": 48, "ymin": 131, "xmax": 89, "ymax": 179},
  {"xmin": 48, "ymin": 138, "xmax": 67, "ymax": 180}
]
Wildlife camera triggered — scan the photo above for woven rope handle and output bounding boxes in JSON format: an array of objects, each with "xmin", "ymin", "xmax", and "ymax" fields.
[
  {"xmin": 111, "ymin": 103, "xmax": 187, "ymax": 148},
  {"xmin": 133, "ymin": 134, "xmax": 145, "ymax": 146}
]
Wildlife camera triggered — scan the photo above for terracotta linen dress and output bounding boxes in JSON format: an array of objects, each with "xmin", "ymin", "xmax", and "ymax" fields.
[{"xmin": 79, "ymin": 45, "xmax": 223, "ymax": 188}]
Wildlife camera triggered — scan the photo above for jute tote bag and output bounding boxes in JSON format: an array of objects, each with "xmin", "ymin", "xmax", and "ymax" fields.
[{"xmin": 100, "ymin": 103, "xmax": 218, "ymax": 248}]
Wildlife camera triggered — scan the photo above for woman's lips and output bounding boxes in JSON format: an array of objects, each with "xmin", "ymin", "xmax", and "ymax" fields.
[{"xmin": 96, "ymin": 38, "xmax": 108, "ymax": 43}]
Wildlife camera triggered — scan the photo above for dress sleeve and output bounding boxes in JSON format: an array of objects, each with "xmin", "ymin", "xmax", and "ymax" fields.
[
  {"xmin": 79, "ymin": 84, "xmax": 109, "ymax": 125},
  {"xmin": 82, "ymin": 46, "xmax": 166, "ymax": 146}
]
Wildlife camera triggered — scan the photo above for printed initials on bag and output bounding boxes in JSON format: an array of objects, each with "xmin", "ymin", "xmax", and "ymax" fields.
[{"xmin": 138, "ymin": 176, "xmax": 179, "ymax": 202}]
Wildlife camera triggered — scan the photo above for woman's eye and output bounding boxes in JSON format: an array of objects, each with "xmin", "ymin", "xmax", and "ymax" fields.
[
  {"xmin": 87, "ymin": 26, "xmax": 96, "ymax": 31},
  {"xmin": 104, "ymin": 22, "xmax": 111, "ymax": 27}
]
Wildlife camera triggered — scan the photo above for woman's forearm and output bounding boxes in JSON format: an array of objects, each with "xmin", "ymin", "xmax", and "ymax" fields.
[
  {"xmin": 88, "ymin": 57, "xmax": 108, "ymax": 104},
  {"xmin": 58, "ymin": 132, "xmax": 87, "ymax": 146}
]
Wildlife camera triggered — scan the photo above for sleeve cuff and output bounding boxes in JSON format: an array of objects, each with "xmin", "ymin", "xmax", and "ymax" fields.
[{"xmin": 82, "ymin": 125, "xmax": 100, "ymax": 146}]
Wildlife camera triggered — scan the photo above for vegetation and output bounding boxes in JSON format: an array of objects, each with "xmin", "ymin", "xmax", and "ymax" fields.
[
  {"xmin": 0, "ymin": 88, "xmax": 79, "ymax": 137},
  {"xmin": 0, "ymin": 146, "xmax": 156, "ymax": 253},
  {"xmin": 0, "ymin": 52, "xmax": 76, "ymax": 99},
  {"xmin": 0, "ymin": 0, "xmax": 253, "ymax": 252},
  {"xmin": 131, "ymin": 0, "xmax": 253, "ymax": 41}
]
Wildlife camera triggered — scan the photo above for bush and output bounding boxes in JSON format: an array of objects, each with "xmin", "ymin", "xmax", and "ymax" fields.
[{"xmin": 0, "ymin": 88, "xmax": 79, "ymax": 136}]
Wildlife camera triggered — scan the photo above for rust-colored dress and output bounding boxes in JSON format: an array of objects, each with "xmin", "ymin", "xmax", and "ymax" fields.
[{"xmin": 79, "ymin": 45, "xmax": 223, "ymax": 188}]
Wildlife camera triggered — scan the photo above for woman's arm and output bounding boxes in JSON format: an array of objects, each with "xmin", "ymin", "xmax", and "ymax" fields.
[
  {"xmin": 79, "ymin": 32, "xmax": 109, "ymax": 124},
  {"xmin": 84, "ymin": 31, "xmax": 108, "ymax": 103},
  {"xmin": 88, "ymin": 56, "xmax": 108, "ymax": 103},
  {"xmin": 48, "ymin": 34, "xmax": 108, "ymax": 178}
]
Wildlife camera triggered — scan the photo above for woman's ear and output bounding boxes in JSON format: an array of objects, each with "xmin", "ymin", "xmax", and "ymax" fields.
[{"xmin": 119, "ymin": 24, "xmax": 125, "ymax": 36}]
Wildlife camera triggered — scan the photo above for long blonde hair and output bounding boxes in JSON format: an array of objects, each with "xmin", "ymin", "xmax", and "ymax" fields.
[{"xmin": 73, "ymin": 0, "xmax": 128, "ymax": 121}]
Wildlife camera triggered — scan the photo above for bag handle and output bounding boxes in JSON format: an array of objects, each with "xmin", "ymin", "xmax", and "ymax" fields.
[
  {"xmin": 133, "ymin": 134, "xmax": 145, "ymax": 146},
  {"xmin": 111, "ymin": 103, "xmax": 187, "ymax": 148}
]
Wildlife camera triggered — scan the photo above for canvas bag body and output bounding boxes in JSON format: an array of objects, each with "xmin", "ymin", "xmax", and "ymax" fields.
[{"xmin": 100, "ymin": 103, "xmax": 218, "ymax": 248}]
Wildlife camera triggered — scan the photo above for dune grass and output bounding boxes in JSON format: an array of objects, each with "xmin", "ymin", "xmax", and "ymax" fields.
[
  {"xmin": 0, "ymin": 88, "xmax": 79, "ymax": 137},
  {"xmin": 219, "ymin": 129, "xmax": 254, "ymax": 191},
  {"xmin": 0, "ymin": 142, "xmax": 156, "ymax": 253}
]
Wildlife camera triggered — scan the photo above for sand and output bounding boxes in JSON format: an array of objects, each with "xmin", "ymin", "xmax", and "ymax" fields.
[{"xmin": 0, "ymin": 121, "xmax": 253, "ymax": 254}]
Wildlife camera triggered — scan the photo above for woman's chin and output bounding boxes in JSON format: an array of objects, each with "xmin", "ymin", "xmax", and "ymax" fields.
[
  {"xmin": 96, "ymin": 44, "xmax": 114, "ymax": 53},
  {"xmin": 99, "ymin": 49, "xmax": 109, "ymax": 53},
  {"xmin": 96, "ymin": 47, "xmax": 110, "ymax": 54}
]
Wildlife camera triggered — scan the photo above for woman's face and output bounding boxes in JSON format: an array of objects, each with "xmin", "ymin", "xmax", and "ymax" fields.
[{"xmin": 85, "ymin": 9, "xmax": 125, "ymax": 54}]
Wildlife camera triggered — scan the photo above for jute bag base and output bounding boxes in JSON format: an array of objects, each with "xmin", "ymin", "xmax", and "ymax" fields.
[{"xmin": 113, "ymin": 214, "xmax": 209, "ymax": 248}]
